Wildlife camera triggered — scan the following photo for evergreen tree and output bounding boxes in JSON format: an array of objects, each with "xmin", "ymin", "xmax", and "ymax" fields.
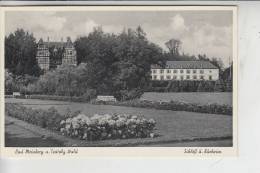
[{"xmin": 5, "ymin": 29, "xmax": 41, "ymax": 76}]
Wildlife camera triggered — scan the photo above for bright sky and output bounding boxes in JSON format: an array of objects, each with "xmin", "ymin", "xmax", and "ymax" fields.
[{"xmin": 5, "ymin": 10, "xmax": 233, "ymax": 66}]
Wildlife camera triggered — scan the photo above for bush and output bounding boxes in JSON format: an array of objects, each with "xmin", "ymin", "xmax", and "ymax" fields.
[
  {"xmin": 60, "ymin": 113, "xmax": 156, "ymax": 140},
  {"xmin": 5, "ymin": 103, "xmax": 64, "ymax": 130},
  {"xmin": 92, "ymin": 99, "xmax": 232, "ymax": 115},
  {"xmin": 149, "ymin": 80, "xmax": 230, "ymax": 92},
  {"xmin": 81, "ymin": 89, "xmax": 97, "ymax": 101},
  {"xmin": 25, "ymin": 93, "xmax": 97, "ymax": 103},
  {"xmin": 5, "ymin": 103, "xmax": 157, "ymax": 141},
  {"xmin": 116, "ymin": 89, "xmax": 144, "ymax": 101}
]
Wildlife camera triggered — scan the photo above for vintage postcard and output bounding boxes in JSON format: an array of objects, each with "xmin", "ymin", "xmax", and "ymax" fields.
[{"xmin": 0, "ymin": 6, "xmax": 237, "ymax": 157}]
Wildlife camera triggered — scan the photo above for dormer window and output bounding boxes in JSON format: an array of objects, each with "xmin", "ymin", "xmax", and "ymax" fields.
[{"xmin": 68, "ymin": 50, "xmax": 73, "ymax": 55}]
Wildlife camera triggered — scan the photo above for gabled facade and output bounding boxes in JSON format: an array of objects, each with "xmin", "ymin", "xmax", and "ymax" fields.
[
  {"xmin": 36, "ymin": 37, "xmax": 77, "ymax": 71},
  {"xmin": 62, "ymin": 37, "xmax": 77, "ymax": 66},
  {"xmin": 36, "ymin": 38, "xmax": 50, "ymax": 71}
]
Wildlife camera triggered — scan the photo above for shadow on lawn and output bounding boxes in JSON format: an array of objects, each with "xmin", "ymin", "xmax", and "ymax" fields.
[{"xmin": 5, "ymin": 133, "xmax": 64, "ymax": 147}]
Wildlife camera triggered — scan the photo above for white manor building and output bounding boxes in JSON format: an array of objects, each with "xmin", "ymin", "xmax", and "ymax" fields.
[{"xmin": 151, "ymin": 61, "xmax": 219, "ymax": 81}]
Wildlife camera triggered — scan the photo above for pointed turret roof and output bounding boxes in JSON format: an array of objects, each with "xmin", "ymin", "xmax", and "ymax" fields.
[
  {"xmin": 37, "ymin": 37, "xmax": 75, "ymax": 49},
  {"xmin": 65, "ymin": 37, "xmax": 74, "ymax": 48},
  {"xmin": 38, "ymin": 38, "xmax": 44, "ymax": 44}
]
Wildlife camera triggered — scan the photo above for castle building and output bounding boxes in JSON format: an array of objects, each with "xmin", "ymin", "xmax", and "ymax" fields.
[
  {"xmin": 36, "ymin": 38, "xmax": 50, "ymax": 70},
  {"xmin": 36, "ymin": 37, "xmax": 77, "ymax": 71},
  {"xmin": 151, "ymin": 61, "xmax": 219, "ymax": 81},
  {"xmin": 62, "ymin": 37, "xmax": 77, "ymax": 66}
]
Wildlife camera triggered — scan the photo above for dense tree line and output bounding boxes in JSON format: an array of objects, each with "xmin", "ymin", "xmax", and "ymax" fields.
[
  {"xmin": 5, "ymin": 27, "xmax": 233, "ymax": 100},
  {"xmin": 5, "ymin": 27, "xmax": 164, "ymax": 100},
  {"xmin": 73, "ymin": 26, "xmax": 164, "ymax": 100}
]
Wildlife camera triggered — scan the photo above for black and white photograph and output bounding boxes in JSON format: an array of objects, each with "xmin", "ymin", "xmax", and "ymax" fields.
[{"xmin": 1, "ymin": 6, "xmax": 237, "ymax": 154}]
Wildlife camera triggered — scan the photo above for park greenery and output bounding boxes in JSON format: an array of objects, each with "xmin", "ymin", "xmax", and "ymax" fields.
[
  {"xmin": 92, "ymin": 99, "xmax": 232, "ymax": 115},
  {"xmin": 5, "ymin": 29, "xmax": 42, "ymax": 76},
  {"xmin": 5, "ymin": 27, "xmax": 233, "ymax": 100},
  {"xmin": 60, "ymin": 113, "xmax": 156, "ymax": 140},
  {"xmin": 6, "ymin": 103, "xmax": 157, "ymax": 141}
]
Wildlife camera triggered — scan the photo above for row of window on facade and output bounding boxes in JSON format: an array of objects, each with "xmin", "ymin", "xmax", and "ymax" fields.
[
  {"xmin": 66, "ymin": 50, "xmax": 74, "ymax": 56},
  {"xmin": 37, "ymin": 50, "xmax": 73, "ymax": 56},
  {"xmin": 63, "ymin": 58, "xmax": 76, "ymax": 64},
  {"xmin": 37, "ymin": 57, "xmax": 76, "ymax": 64},
  {"xmin": 152, "ymin": 75, "xmax": 213, "ymax": 80},
  {"xmin": 37, "ymin": 51, "xmax": 49, "ymax": 57},
  {"xmin": 37, "ymin": 58, "xmax": 49, "ymax": 64},
  {"xmin": 151, "ymin": 69, "xmax": 212, "ymax": 74}
]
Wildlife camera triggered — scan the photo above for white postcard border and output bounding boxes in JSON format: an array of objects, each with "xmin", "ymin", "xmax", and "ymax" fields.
[{"xmin": 0, "ymin": 5, "xmax": 238, "ymax": 158}]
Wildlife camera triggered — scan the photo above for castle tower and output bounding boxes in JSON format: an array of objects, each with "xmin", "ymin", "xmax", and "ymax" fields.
[
  {"xmin": 62, "ymin": 37, "xmax": 77, "ymax": 66},
  {"xmin": 36, "ymin": 38, "xmax": 50, "ymax": 71}
]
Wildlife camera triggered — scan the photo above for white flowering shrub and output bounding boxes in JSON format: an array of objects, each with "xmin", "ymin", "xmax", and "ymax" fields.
[{"xmin": 59, "ymin": 113, "xmax": 156, "ymax": 141}]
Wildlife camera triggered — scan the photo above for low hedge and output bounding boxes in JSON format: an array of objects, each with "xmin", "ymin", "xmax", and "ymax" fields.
[
  {"xmin": 92, "ymin": 99, "xmax": 232, "ymax": 115},
  {"xmin": 5, "ymin": 103, "xmax": 66, "ymax": 130},
  {"xmin": 25, "ymin": 95, "xmax": 90, "ymax": 102},
  {"xmin": 17, "ymin": 94, "xmax": 232, "ymax": 115},
  {"xmin": 5, "ymin": 103, "xmax": 157, "ymax": 141}
]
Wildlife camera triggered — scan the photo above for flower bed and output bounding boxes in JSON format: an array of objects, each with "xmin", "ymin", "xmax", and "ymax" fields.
[
  {"xmin": 5, "ymin": 103, "xmax": 156, "ymax": 141},
  {"xmin": 60, "ymin": 113, "xmax": 156, "ymax": 140}
]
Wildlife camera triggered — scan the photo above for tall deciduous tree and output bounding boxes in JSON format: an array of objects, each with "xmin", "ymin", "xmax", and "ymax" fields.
[
  {"xmin": 74, "ymin": 26, "xmax": 164, "ymax": 100},
  {"xmin": 113, "ymin": 27, "xmax": 163, "ymax": 99},
  {"xmin": 165, "ymin": 39, "xmax": 182, "ymax": 55}
]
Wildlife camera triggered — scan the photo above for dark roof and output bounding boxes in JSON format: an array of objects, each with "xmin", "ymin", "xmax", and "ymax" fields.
[
  {"xmin": 38, "ymin": 38, "xmax": 44, "ymax": 45},
  {"xmin": 38, "ymin": 37, "xmax": 74, "ymax": 48},
  {"xmin": 65, "ymin": 37, "xmax": 73, "ymax": 48},
  {"xmin": 152, "ymin": 61, "xmax": 218, "ymax": 69},
  {"xmin": 43, "ymin": 42, "xmax": 65, "ymax": 48}
]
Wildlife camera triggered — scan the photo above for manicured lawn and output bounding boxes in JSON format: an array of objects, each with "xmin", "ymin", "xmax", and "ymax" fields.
[
  {"xmin": 5, "ymin": 116, "xmax": 232, "ymax": 147},
  {"xmin": 141, "ymin": 92, "xmax": 232, "ymax": 106},
  {"xmin": 6, "ymin": 98, "xmax": 232, "ymax": 146}
]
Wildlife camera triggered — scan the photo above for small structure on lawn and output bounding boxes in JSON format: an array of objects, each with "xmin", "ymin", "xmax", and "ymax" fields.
[
  {"xmin": 96, "ymin": 95, "xmax": 117, "ymax": 102},
  {"xmin": 12, "ymin": 92, "xmax": 21, "ymax": 98}
]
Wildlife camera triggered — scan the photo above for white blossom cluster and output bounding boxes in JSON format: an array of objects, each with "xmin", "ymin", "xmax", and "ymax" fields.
[{"xmin": 60, "ymin": 113, "xmax": 156, "ymax": 141}]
